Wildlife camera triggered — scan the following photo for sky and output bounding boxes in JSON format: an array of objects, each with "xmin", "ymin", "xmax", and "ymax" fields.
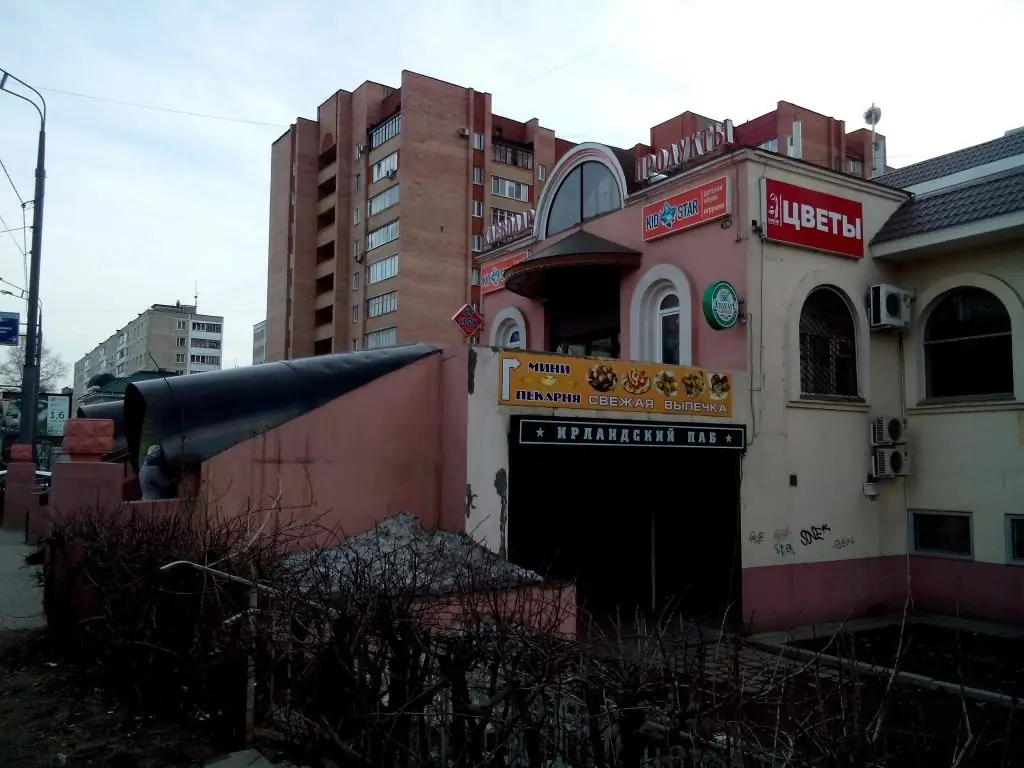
[{"xmin": 0, "ymin": 0, "xmax": 1021, "ymax": 388}]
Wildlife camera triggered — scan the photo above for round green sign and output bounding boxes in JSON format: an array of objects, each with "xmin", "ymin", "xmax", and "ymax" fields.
[{"xmin": 702, "ymin": 281, "xmax": 741, "ymax": 331}]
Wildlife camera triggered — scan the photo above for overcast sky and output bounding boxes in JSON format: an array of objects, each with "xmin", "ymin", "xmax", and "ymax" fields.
[{"xmin": 0, "ymin": 0, "xmax": 1020, "ymax": 387}]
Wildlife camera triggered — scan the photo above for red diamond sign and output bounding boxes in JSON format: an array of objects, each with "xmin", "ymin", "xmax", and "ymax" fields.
[{"xmin": 452, "ymin": 303, "xmax": 484, "ymax": 338}]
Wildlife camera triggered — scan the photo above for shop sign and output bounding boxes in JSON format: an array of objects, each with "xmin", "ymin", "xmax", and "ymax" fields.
[
  {"xmin": 497, "ymin": 351, "xmax": 733, "ymax": 418},
  {"xmin": 761, "ymin": 179, "xmax": 864, "ymax": 259},
  {"xmin": 480, "ymin": 251, "xmax": 528, "ymax": 295},
  {"xmin": 635, "ymin": 120, "xmax": 735, "ymax": 183},
  {"xmin": 0, "ymin": 312, "xmax": 18, "ymax": 347},
  {"xmin": 452, "ymin": 304, "xmax": 484, "ymax": 338},
  {"xmin": 642, "ymin": 176, "xmax": 731, "ymax": 242},
  {"xmin": 515, "ymin": 416, "xmax": 745, "ymax": 451},
  {"xmin": 702, "ymin": 281, "xmax": 741, "ymax": 331},
  {"xmin": 485, "ymin": 209, "xmax": 535, "ymax": 247}
]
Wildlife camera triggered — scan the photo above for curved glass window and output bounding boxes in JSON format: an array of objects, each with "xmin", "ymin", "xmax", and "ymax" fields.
[
  {"xmin": 924, "ymin": 287, "xmax": 1012, "ymax": 399},
  {"xmin": 544, "ymin": 161, "xmax": 621, "ymax": 238}
]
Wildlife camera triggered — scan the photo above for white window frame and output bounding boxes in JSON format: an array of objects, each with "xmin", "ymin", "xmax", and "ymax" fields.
[
  {"xmin": 367, "ymin": 219, "xmax": 400, "ymax": 251},
  {"xmin": 655, "ymin": 293, "xmax": 682, "ymax": 365},
  {"xmin": 471, "ymin": 234, "xmax": 483, "ymax": 252},
  {"xmin": 491, "ymin": 175, "xmax": 530, "ymax": 202},
  {"xmin": 371, "ymin": 151, "xmax": 399, "ymax": 183},
  {"xmin": 538, "ymin": 165, "xmax": 546, "ymax": 180},
  {"xmin": 472, "ymin": 200, "xmax": 483, "ymax": 217},
  {"xmin": 365, "ymin": 326, "xmax": 397, "ymax": 349},
  {"xmin": 367, "ymin": 253, "xmax": 398, "ymax": 285},
  {"xmin": 473, "ymin": 166, "xmax": 483, "ymax": 185},
  {"xmin": 176, "ymin": 320, "xmax": 186, "ymax": 331},
  {"xmin": 370, "ymin": 113, "xmax": 401, "ymax": 149},
  {"xmin": 910, "ymin": 510, "xmax": 974, "ymax": 559},
  {"xmin": 628, "ymin": 264, "xmax": 693, "ymax": 365},
  {"xmin": 353, "ymin": 207, "xmax": 360, "ymax": 225},
  {"xmin": 352, "ymin": 305, "xmax": 359, "ymax": 323},
  {"xmin": 472, "ymin": 132, "xmax": 485, "ymax": 150},
  {"xmin": 367, "ymin": 185, "xmax": 400, "ymax": 217},
  {"xmin": 367, "ymin": 290, "xmax": 398, "ymax": 318}
]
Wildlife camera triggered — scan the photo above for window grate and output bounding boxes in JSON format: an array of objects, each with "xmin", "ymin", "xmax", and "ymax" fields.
[{"xmin": 799, "ymin": 287, "xmax": 858, "ymax": 397}]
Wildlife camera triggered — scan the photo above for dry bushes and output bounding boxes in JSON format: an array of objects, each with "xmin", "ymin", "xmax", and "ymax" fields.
[{"xmin": 40, "ymin": 506, "xmax": 1023, "ymax": 767}]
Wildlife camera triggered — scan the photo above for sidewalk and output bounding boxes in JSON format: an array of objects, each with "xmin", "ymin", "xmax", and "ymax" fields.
[{"xmin": 0, "ymin": 528, "xmax": 44, "ymax": 630}]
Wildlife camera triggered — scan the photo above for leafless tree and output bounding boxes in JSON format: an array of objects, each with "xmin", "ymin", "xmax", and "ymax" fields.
[{"xmin": 0, "ymin": 337, "xmax": 68, "ymax": 393}]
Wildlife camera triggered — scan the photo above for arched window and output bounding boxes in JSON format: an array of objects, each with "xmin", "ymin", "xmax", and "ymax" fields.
[
  {"xmin": 924, "ymin": 287, "xmax": 1013, "ymax": 399},
  {"xmin": 491, "ymin": 309, "xmax": 528, "ymax": 350},
  {"xmin": 545, "ymin": 161, "xmax": 620, "ymax": 237},
  {"xmin": 799, "ymin": 287, "xmax": 858, "ymax": 398},
  {"xmin": 657, "ymin": 294, "xmax": 681, "ymax": 366},
  {"xmin": 502, "ymin": 324, "xmax": 523, "ymax": 349}
]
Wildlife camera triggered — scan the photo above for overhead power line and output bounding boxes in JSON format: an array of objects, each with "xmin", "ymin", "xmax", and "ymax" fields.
[
  {"xmin": 0, "ymin": 156, "xmax": 24, "ymax": 206},
  {"xmin": 36, "ymin": 86, "xmax": 288, "ymax": 128}
]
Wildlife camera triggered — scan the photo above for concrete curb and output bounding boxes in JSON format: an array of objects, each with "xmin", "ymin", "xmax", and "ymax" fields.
[{"xmin": 744, "ymin": 638, "xmax": 1023, "ymax": 710}]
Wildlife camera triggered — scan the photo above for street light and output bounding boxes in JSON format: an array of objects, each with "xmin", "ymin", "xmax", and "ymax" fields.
[{"xmin": 0, "ymin": 68, "xmax": 47, "ymax": 456}]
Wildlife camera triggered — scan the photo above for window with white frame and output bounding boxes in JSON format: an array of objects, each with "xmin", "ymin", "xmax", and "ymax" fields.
[
  {"xmin": 491, "ymin": 176, "xmax": 530, "ymax": 202},
  {"xmin": 371, "ymin": 152, "xmax": 398, "ymax": 183},
  {"xmin": 657, "ymin": 294, "xmax": 681, "ymax": 366},
  {"xmin": 473, "ymin": 166, "xmax": 483, "ymax": 185},
  {"xmin": 490, "ymin": 207, "xmax": 518, "ymax": 226},
  {"xmin": 175, "ymin": 353, "xmax": 185, "ymax": 363},
  {"xmin": 367, "ymin": 253, "xmax": 398, "ymax": 284},
  {"xmin": 911, "ymin": 511, "xmax": 972, "ymax": 557},
  {"xmin": 192, "ymin": 321, "xmax": 222, "ymax": 333},
  {"xmin": 190, "ymin": 354, "xmax": 221, "ymax": 365},
  {"xmin": 798, "ymin": 287, "xmax": 858, "ymax": 398},
  {"xmin": 353, "ymin": 207, "xmax": 360, "ymax": 225},
  {"xmin": 472, "ymin": 200, "xmax": 483, "ymax": 217},
  {"xmin": 544, "ymin": 161, "xmax": 619, "ymax": 237},
  {"xmin": 923, "ymin": 287, "xmax": 1013, "ymax": 400},
  {"xmin": 367, "ymin": 219, "xmax": 399, "ymax": 250},
  {"xmin": 365, "ymin": 326, "xmax": 397, "ymax": 348},
  {"xmin": 1008, "ymin": 516, "xmax": 1024, "ymax": 562},
  {"xmin": 352, "ymin": 305, "xmax": 359, "ymax": 323},
  {"xmin": 176, "ymin": 337, "xmax": 187, "ymax": 347},
  {"xmin": 496, "ymin": 319, "xmax": 523, "ymax": 349},
  {"xmin": 538, "ymin": 165, "xmax": 547, "ymax": 180},
  {"xmin": 352, "ymin": 271, "xmax": 360, "ymax": 291},
  {"xmin": 176, "ymin": 320, "xmax": 186, "ymax": 331},
  {"xmin": 368, "ymin": 185, "xmax": 400, "ymax": 217},
  {"xmin": 758, "ymin": 138, "xmax": 779, "ymax": 152},
  {"xmin": 370, "ymin": 113, "xmax": 401, "ymax": 149},
  {"xmin": 471, "ymin": 234, "xmax": 483, "ymax": 252},
  {"xmin": 367, "ymin": 290, "xmax": 398, "ymax": 318},
  {"xmin": 472, "ymin": 132, "xmax": 484, "ymax": 150}
]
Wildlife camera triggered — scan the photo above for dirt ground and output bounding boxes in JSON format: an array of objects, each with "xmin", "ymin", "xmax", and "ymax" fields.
[{"xmin": 0, "ymin": 628, "xmax": 226, "ymax": 767}]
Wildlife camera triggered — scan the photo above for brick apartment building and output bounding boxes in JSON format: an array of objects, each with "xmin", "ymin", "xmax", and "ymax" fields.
[{"xmin": 266, "ymin": 76, "xmax": 889, "ymax": 361}]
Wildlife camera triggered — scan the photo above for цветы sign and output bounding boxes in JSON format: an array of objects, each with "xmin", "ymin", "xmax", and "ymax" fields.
[
  {"xmin": 497, "ymin": 351, "xmax": 733, "ymax": 418},
  {"xmin": 642, "ymin": 176, "xmax": 731, "ymax": 242},
  {"xmin": 761, "ymin": 179, "xmax": 864, "ymax": 259},
  {"xmin": 480, "ymin": 251, "xmax": 528, "ymax": 295}
]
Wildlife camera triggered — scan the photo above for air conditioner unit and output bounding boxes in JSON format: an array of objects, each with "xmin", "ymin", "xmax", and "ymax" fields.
[
  {"xmin": 870, "ymin": 415, "xmax": 907, "ymax": 446},
  {"xmin": 869, "ymin": 284, "xmax": 912, "ymax": 330},
  {"xmin": 386, "ymin": 169, "xmax": 398, "ymax": 180},
  {"xmin": 458, "ymin": 127, "xmax": 471, "ymax": 138},
  {"xmin": 873, "ymin": 446, "xmax": 910, "ymax": 478}
]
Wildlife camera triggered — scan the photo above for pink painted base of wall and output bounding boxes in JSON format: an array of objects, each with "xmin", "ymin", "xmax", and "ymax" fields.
[{"xmin": 742, "ymin": 555, "xmax": 1024, "ymax": 633}]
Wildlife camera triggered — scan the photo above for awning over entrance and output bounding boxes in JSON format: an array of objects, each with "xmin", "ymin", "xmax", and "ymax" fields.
[{"xmin": 503, "ymin": 230, "xmax": 641, "ymax": 300}]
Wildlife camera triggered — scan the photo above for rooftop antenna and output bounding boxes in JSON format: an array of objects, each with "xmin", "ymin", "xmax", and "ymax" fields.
[
  {"xmin": 864, "ymin": 103, "xmax": 882, "ymax": 178},
  {"xmin": 193, "ymin": 281, "xmax": 199, "ymax": 312}
]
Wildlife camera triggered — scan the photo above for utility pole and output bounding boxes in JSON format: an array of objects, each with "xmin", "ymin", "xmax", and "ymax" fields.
[{"xmin": 0, "ymin": 68, "xmax": 47, "ymax": 457}]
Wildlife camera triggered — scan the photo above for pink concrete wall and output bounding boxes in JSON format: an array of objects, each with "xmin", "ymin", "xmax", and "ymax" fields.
[
  {"xmin": 742, "ymin": 555, "xmax": 1024, "ymax": 633},
  {"xmin": 439, "ymin": 347, "xmax": 469, "ymax": 532},
  {"xmin": 481, "ymin": 160, "xmax": 749, "ymax": 372},
  {"xmin": 202, "ymin": 354, "xmax": 453, "ymax": 540}
]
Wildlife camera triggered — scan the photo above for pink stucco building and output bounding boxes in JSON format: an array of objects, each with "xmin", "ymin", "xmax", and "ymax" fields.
[{"xmin": 20, "ymin": 122, "xmax": 1022, "ymax": 637}]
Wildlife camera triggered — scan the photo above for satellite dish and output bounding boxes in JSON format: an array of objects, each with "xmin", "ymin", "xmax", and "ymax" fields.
[{"xmin": 864, "ymin": 104, "xmax": 882, "ymax": 127}]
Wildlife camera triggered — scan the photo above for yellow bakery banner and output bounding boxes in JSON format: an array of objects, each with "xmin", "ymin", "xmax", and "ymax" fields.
[{"xmin": 497, "ymin": 351, "xmax": 732, "ymax": 418}]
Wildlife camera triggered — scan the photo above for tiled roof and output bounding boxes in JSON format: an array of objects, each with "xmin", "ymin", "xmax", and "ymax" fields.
[
  {"xmin": 875, "ymin": 130, "xmax": 1024, "ymax": 189},
  {"xmin": 871, "ymin": 168, "xmax": 1024, "ymax": 244}
]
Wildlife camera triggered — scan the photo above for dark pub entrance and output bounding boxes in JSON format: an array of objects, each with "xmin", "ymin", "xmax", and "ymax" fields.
[{"xmin": 506, "ymin": 415, "xmax": 745, "ymax": 629}]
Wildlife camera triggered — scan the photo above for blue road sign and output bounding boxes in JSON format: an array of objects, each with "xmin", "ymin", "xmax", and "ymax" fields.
[{"xmin": 0, "ymin": 311, "xmax": 19, "ymax": 347}]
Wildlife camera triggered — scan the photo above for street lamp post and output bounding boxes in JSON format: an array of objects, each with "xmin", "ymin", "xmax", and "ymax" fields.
[{"xmin": 0, "ymin": 68, "xmax": 47, "ymax": 455}]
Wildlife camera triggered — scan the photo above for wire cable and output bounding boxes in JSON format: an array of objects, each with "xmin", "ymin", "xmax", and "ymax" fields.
[
  {"xmin": 0, "ymin": 156, "xmax": 24, "ymax": 206},
  {"xmin": 0, "ymin": 210, "xmax": 26, "ymax": 256},
  {"xmin": 36, "ymin": 86, "xmax": 288, "ymax": 128}
]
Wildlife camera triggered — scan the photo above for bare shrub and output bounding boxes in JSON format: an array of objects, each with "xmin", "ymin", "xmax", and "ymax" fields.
[{"xmin": 40, "ymin": 507, "xmax": 1024, "ymax": 767}]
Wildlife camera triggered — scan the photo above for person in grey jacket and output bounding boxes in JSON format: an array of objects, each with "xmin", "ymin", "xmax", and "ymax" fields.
[{"xmin": 139, "ymin": 444, "xmax": 174, "ymax": 500}]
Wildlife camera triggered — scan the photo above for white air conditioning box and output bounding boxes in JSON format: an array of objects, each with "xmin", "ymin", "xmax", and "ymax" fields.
[
  {"xmin": 458, "ymin": 127, "xmax": 471, "ymax": 138},
  {"xmin": 873, "ymin": 446, "xmax": 910, "ymax": 478},
  {"xmin": 869, "ymin": 284, "xmax": 912, "ymax": 330},
  {"xmin": 870, "ymin": 415, "xmax": 907, "ymax": 446}
]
